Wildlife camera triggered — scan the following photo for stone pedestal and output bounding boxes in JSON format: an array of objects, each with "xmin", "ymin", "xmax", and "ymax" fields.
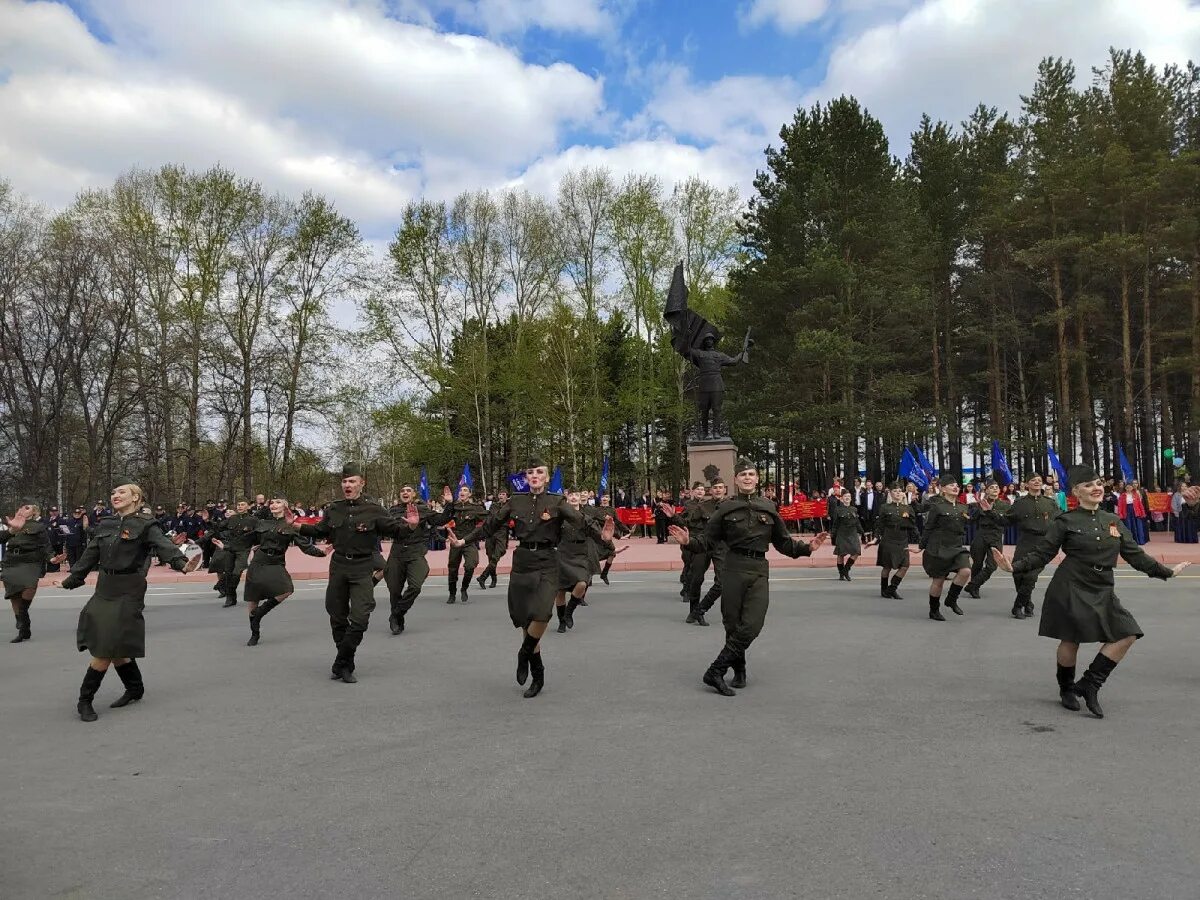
[{"xmin": 687, "ymin": 439, "xmax": 738, "ymax": 487}]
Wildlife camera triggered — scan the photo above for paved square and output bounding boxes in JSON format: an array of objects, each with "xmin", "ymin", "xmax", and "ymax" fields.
[{"xmin": 3, "ymin": 570, "xmax": 1199, "ymax": 899}]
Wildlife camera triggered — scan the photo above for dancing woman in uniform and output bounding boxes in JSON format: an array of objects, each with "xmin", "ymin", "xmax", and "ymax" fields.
[
  {"xmin": 920, "ymin": 475, "xmax": 972, "ymax": 621},
  {"xmin": 244, "ymin": 498, "xmax": 328, "ymax": 646},
  {"xmin": 875, "ymin": 484, "xmax": 918, "ymax": 598},
  {"xmin": 55, "ymin": 483, "xmax": 200, "ymax": 721},
  {"xmin": 669, "ymin": 458, "xmax": 827, "ymax": 696},
  {"xmin": 1, "ymin": 503, "xmax": 61, "ymax": 642},
  {"xmin": 829, "ymin": 489, "xmax": 865, "ymax": 582},
  {"xmin": 449, "ymin": 458, "xmax": 614, "ymax": 699},
  {"xmin": 554, "ymin": 489, "xmax": 616, "ymax": 633},
  {"xmin": 994, "ymin": 470, "xmax": 1196, "ymax": 718}
]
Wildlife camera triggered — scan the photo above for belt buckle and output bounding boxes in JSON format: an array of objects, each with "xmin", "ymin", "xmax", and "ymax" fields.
[{"xmin": 1091, "ymin": 564, "xmax": 1105, "ymax": 572}]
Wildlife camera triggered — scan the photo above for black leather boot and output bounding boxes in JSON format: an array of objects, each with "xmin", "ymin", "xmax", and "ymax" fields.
[
  {"xmin": 889, "ymin": 575, "xmax": 903, "ymax": 599},
  {"xmin": 110, "ymin": 660, "xmax": 145, "ymax": 708},
  {"xmin": 1024, "ymin": 601, "xmax": 1035, "ymax": 618},
  {"xmin": 702, "ymin": 648, "xmax": 737, "ymax": 696},
  {"xmin": 460, "ymin": 574, "xmax": 472, "ymax": 603},
  {"xmin": 523, "ymin": 652, "xmax": 544, "ymax": 698},
  {"xmin": 11, "ymin": 602, "xmax": 31, "ymax": 642},
  {"xmin": 843, "ymin": 559, "xmax": 854, "ymax": 582},
  {"xmin": 600, "ymin": 561, "xmax": 612, "ymax": 585},
  {"xmin": 556, "ymin": 605, "xmax": 567, "ymax": 633},
  {"xmin": 223, "ymin": 593, "xmax": 237, "ymax": 608},
  {"xmin": 564, "ymin": 597, "xmax": 579, "ymax": 630},
  {"xmin": 730, "ymin": 652, "xmax": 747, "ymax": 689},
  {"xmin": 965, "ymin": 583, "xmax": 981, "ymax": 599},
  {"xmin": 929, "ymin": 596, "xmax": 945, "ymax": 622},
  {"xmin": 880, "ymin": 575, "xmax": 890, "ymax": 598},
  {"xmin": 836, "ymin": 562, "xmax": 847, "ymax": 582},
  {"xmin": 685, "ymin": 599, "xmax": 698, "ymax": 624},
  {"xmin": 1057, "ymin": 664, "xmax": 1080, "ymax": 711},
  {"xmin": 1073, "ymin": 653, "xmax": 1118, "ymax": 718},
  {"xmin": 389, "ymin": 600, "xmax": 403, "ymax": 635},
  {"xmin": 1011, "ymin": 599, "xmax": 1026, "ymax": 619},
  {"xmin": 77, "ymin": 666, "xmax": 105, "ymax": 722},
  {"xmin": 944, "ymin": 584, "xmax": 965, "ymax": 615},
  {"xmin": 477, "ymin": 571, "xmax": 489, "ymax": 590},
  {"xmin": 517, "ymin": 634, "xmax": 537, "ymax": 685}
]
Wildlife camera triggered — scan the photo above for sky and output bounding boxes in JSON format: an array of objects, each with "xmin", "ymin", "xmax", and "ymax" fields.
[{"xmin": 3, "ymin": 0, "xmax": 1200, "ymax": 242}]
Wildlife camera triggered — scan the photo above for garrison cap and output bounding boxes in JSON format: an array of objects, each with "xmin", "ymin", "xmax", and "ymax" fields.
[
  {"xmin": 341, "ymin": 462, "xmax": 364, "ymax": 478},
  {"xmin": 938, "ymin": 474, "xmax": 958, "ymax": 487},
  {"xmin": 1068, "ymin": 465, "xmax": 1099, "ymax": 486},
  {"xmin": 525, "ymin": 456, "xmax": 548, "ymax": 470},
  {"xmin": 734, "ymin": 457, "xmax": 756, "ymax": 474}
]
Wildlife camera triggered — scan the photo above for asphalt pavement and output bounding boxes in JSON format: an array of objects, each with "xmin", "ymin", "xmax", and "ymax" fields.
[{"xmin": 3, "ymin": 568, "xmax": 1199, "ymax": 900}]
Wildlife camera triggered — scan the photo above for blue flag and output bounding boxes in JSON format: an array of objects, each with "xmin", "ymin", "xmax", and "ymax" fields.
[
  {"xmin": 914, "ymin": 445, "xmax": 939, "ymax": 479},
  {"xmin": 507, "ymin": 472, "xmax": 530, "ymax": 493},
  {"xmin": 549, "ymin": 465, "xmax": 563, "ymax": 494},
  {"xmin": 458, "ymin": 463, "xmax": 473, "ymax": 491},
  {"xmin": 598, "ymin": 457, "xmax": 609, "ymax": 499},
  {"xmin": 898, "ymin": 448, "xmax": 929, "ymax": 491},
  {"xmin": 1117, "ymin": 445, "xmax": 1135, "ymax": 483},
  {"xmin": 418, "ymin": 466, "xmax": 430, "ymax": 502},
  {"xmin": 990, "ymin": 440, "xmax": 1013, "ymax": 486},
  {"xmin": 1046, "ymin": 445, "xmax": 1068, "ymax": 490}
]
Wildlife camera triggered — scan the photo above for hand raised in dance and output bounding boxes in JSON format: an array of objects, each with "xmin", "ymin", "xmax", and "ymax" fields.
[
  {"xmin": 442, "ymin": 485, "xmax": 454, "ymax": 503},
  {"xmin": 405, "ymin": 503, "xmax": 420, "ymax": 527},
  {"xmin": 446, "ymin": 526, "xmax": 465, "ymax": 549},
  {"xmin": 600, "ymin": 515, "xmax": 615, "ymax": 542},
  {"xmin": 667, "ymin": 524, "xmax": 689, "ymax": 545},
  {"xmin": 50, "ymin": 552, "xmax": 67, "ymax": 565},
  {"xmin": 806, "ymin": 531, "xmax": 829, "ymax": 550},
  {"xmin": 5, "ymin": 511, "xmax": 28, "ymax": 530},
  {"xmin": 978, "ymin": 495, "xmax": 992, "ymax": 512},
  {"xmin": 1171, "ymin": 561, "xmax": 1191, "ymax": 577},
  {"xmin": 991, "ymin": 547, "xmax": 1013, "ymax": 572},
  {"xmin": 171, "ymin": 531, "xmax": 188, "ymax": 546},
  {"xmin": 656, "ymin": 501, "xmax": 677, "ymax": 519},
  {"xmin": 283, "ymin": 507, "xmax": 296, "ymax": 525},
  {"xmin": 1183, "ymin": 485, "xmax": 1200, "ymax": 507}
]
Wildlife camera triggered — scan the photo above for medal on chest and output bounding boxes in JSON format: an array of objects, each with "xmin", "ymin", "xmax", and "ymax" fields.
[
  {"xmin": 540, "ymin": 510, "xmax": 551, "ymax": 521},
  {"xmin": 121, "ymin": 528, "xmax": 131, "ymax": 539},
  {"xmin": 354, "ymin": 519, "xmax": 370, "ymax": 532},
  {"xmin": 1109, "ymin": 523, "xmax": 1120, "ymax": 538},
  {"xmin": 758, "ymin": 513, "xmax": 770, "ymax": 524}
]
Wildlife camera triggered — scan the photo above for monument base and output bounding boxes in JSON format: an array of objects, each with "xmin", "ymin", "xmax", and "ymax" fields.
[{"xmin": 687, "ymin": 438, "xmax": 738, "ymax": 487}]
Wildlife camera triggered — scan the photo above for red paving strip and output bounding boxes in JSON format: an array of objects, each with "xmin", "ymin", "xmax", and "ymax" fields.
[{"xmin": 39, "ymin": 533, "xmax": 1200, "ymax": 587}]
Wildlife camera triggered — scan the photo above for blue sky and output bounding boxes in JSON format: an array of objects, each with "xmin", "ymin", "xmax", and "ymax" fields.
[{"xmin": 3, "ymin": 0, "xmax": 1200, "ymax": 239}]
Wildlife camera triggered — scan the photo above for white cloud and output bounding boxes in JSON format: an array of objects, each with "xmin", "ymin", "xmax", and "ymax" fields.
[
  {"xmin": 805, "ymin": 0, "xmax": 1200, "ymax": 153},
  {"xmin": 440, "ymin": 0, "xmax": 618, "ymax": 36},
  {"xmin": 0, "ymin": 0, "xmax": 604, "ymax": 234},
  {"xmin": 741, "ymin": 0, "xmax": 831, "ymax": 32}
]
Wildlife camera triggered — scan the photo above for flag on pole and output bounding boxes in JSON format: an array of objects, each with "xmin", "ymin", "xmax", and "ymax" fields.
[
  {"xmin": 1117, "ymin": 445, "xmax": 1136, "ymax": 483},
  {"xmin": 507, "ymin": 472, "xmax": 530, "ymax": 493},
  {"xmin": 990, "ymin": 440, "xmax": 1013, "ymax": 486},
  {"xmin": 914, "ymin": 445, "xmax": 939, "ymax": 479},
  {"xmin": 549, "ymin": 465, "xmax": 563, "ymax": 494},
  {"xmin": 1046, "ymin": 445, "xmax": 1068, "ymax": 489},
  {"xmin": 598, "ymin": 457, "xmax": 610, "ymax": 499},
  {"xmin": 418, "ymin": 466, "xmax": 430, "ymax": 502},
  {"xmin": 458, "ymin": 463, "xmax": 474, "ymax": 491},
  {"xmin": 898, "ymin": 448, "xmax": 929, "ymax": 491}
]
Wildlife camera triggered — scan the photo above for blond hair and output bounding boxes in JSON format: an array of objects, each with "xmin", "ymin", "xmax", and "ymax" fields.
[{"xmin": 115, "ymin": 484, "xmax": 144, "ymax": 508}]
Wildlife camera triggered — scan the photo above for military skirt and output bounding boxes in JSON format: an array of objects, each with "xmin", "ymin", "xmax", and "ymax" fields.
[
  {"xmin": 1037, "ymin": 557, "xmax": 1143, "ymax": 643},
  {"xmin": 875, "ymin": 539, "xmax": 910, "ymax": 570},
  {"xmin": 245, "ymin": 552, "xmax": 293, "ymax": 602},
  {"xmin": 2, "ymin": 559, "xmax": 44, "ymax": 599},
  {"xmin": 76, "ymin": 571, "xmax": 148, "ymax": 658},
  {"xmin": 507, "ymin": 546, "xmax": 558, "ymax": 628},
  {"xmin": 833, "ymin": 528, "xmax": 862, "ymax": 557},
  {"xmin": 557, "ymin": 540, "xmax": 594, "ymax": 591},
  {"xmin": 921, "ymin": 548, "xmax": 970, "ymax": 579}
]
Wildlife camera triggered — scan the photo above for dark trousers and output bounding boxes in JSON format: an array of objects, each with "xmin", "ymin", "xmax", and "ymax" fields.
[
  {"xmin": 325, "ymin": 559, "xmax": 377, "ymax": 662},
  {"xmin": 385, "ymin": 553, "xmax": 429, "ymax": 615},
  {"xmin": 447, "ymin": 543, "xmax": 479, "ymax": 595},
  {"xmin": 720, "ymin": 555, "xmax": 770, "ymax": 654},
  {"xmin": 1012, "ymin": 542, "xmax": 1045, "ymax": 603},
  {"xmin": 65, "ymin": 543, "xmax": 84, "ymax": 567},
  {"xmin": 967, "ymin": 539, "xmax": 1000, "ymax": 589},
  {"xmin": 225, "ymin": 551, "xmax": 250, "ymax": 601}
]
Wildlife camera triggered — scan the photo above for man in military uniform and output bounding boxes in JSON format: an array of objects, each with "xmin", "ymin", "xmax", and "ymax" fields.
[
  {"xmin": 668, "ymin": 458, "xmax": 826, "ymax": 695},
  {"xmin": 213, "ymin": 499, "xmax": 260, "ymax": 608},
  {"xmin": 965, "ymin": 481, "xmax": 1011, "ymax": 599},
  {"xmin": 693, "ymin": 478, "xmax": 730, "ymax": 621},
  {"xmin": 383, "ymin": 483, "xmax": 453, "ymax": 634},
  {"xmin": 660, "ymin": 481, "xmax": 721, "ymax": 625},
  {"xmin": 444, "ymin": 484, "xmax": 488, "ymax": 604},
  {"xmin": 61, "ymin": 506, "xmax": 88, "ymax": 567},
  {"xmin": 1006, "ymin": 473, "xmax": 1059, "ymax": 619},
  {"xmin": 588, "ymin": 491, "xmax": 630, "ymax": 585},
  {"xmin": 449, "ymin": 457, "xmax": 615, "ymax": 699},
  {"xmin": 252, "ymin": 493, "xmax": 272, "ymax": 521},
  {"xmin": 286, "ymin": 463, "xmax": 415, "ymax": 682},
  {"xmin": 476, "ymin": 488, "xmax": 511, "ymax": 589},
  {"xmin": 45, "ymin": 506, "xmax": 63, "ymax": 572}
]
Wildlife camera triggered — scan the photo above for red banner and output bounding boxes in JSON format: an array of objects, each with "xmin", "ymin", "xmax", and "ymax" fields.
[
  {"xmin": 1147, "ymin": 492, "xmax": 1171, "ymax": 514},
  {"xmin": 779, "ymin": 500, "xmax": 829, "ymax": 521}
]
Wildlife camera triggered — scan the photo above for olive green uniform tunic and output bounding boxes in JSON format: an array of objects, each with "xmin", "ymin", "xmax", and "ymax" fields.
[
  {"xmin": 460, "ymin": 491, "xmax": 592, "ymax": 629},
  {"xmin": 62, "ymin": 513, "xmax": 188, "ymax": 658},
  {"xmin": 967, "ymin": 499, "xmax": 1012, "ymax": 589},
  {"xmin": 384, "ymin": 501, "xmax": 451, "ymax": 614},
  {"xmin": 829, "ymin": 503, "xmax": 864, "ymax": 556},
  {"xmin": 1007, "ymin": 495, "xmax": 1060, "ymax": 603},
  {"xmin": 919, "ymin": 496, "xmax": 971, "ymax": 578},
  {"xmin": 668, "ymin": 498, "xmax": 719, "ymax": 604},
  {"xmin": 292, "ymin": 499, "xmax": 407, "ymax": 656},
  {"xmin": 0, "ymin": 519, "xmax": 53, "ymax": 598},
  {"xmin": 245, "ymin": 518, "xmax": 324, "ymax": 603},
  {"xmin": 587, "ymin": 504, "xmax": 630, "ymax": 562},
  {"xmin": 446, "ymin": 500, "xmax": 488, "ymax": 595},
  {"xmin": 556, "ymin": 513, "xmax": 611, "ymax": 591},
  {"xmin": 1011, "ymin": 507, "xmax": 1172, "ymax": 643},
  {"xmin": 686, "ymin": 494, "xmax": 814, "ymax": 655},
  {"xmin": 874, "ymin": 502, "xmax": 918, "ymax": 570}
]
